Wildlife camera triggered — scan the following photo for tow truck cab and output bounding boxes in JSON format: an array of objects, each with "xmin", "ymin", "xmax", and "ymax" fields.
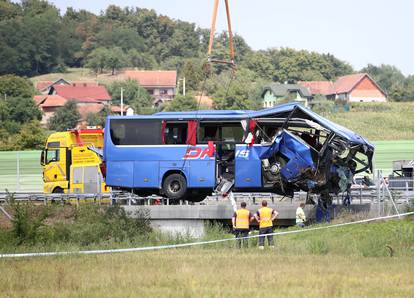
[{"xmin": 40, "ymin": 128, "xmax": 108, "ymax": 194}]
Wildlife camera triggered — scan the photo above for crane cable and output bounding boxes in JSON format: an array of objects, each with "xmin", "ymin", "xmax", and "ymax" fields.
[{"xmin": 179, "ymin": 0, "xmax": 237, "ymax": 179}]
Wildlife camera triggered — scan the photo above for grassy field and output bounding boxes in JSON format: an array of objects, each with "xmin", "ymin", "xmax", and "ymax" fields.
[
  {"xmin": 323, "ymin": 102, "xmax": 414, "ymax": 141},
  {"xmin": 1, "ymin": 219, "xmax": 413, "ymax": 297},
  {"xmin": 30, "ymin": 68, "xmax": 127, "ymax": 87}
]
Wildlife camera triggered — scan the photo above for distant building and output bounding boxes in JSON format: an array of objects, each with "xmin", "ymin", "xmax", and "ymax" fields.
[
  {"xmin": 299, "ymin": 73, "xmax": 387, "ymax": 102},
  {"xmin": 34, "ymin": 82, "xmax": 111, "ymax": 126},
  {"xmin": 298, "ymin": 81, "xmax": 336, "ymax": 100},
  {"xmin": 124, "ymin": 70, "xmax": 177, "ymax": 105},
  {"xmin": 36, "ymin": 78, "xmax": 70, "ymax": 94},
  {"xmin": 36, "ymin": 79, "xmax": 98, "ymax": 95},
  {"xmin": 262, "ymin": 83, "xmax": 312, "ymax": 108},
  {"xmin": 49, "ymin": 84, "xmax": 111, "ymax": 103},
  {"xmin": 110, "ymin": 105, "xmax": 134, "ymax": 116},
  {"xmin": 33, "ymin": 95, "xmax": 68, "ymax": 125}
]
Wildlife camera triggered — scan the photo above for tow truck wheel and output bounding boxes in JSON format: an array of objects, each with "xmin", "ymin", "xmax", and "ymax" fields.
[
  {"xmin": 52, "ymin": 187, "xmax": 64, "ymax": 194},
  {"xmin": 163, "ymin": 173, "xmax": 187, "ymax": 200}
]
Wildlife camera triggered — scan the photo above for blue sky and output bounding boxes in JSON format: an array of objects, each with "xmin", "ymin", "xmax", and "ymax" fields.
[{"xmin": 48, "ymin": 0, "xmax": 413, "ymax": 75}]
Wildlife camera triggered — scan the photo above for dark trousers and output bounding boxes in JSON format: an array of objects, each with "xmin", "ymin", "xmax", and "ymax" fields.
[
  {"xmin": 235, "ymin": 229, "xmax": 249, "ymax": 248},
  {"xmin": 258, "ymin": 227, "xmax": 274, "ymax": 246}
]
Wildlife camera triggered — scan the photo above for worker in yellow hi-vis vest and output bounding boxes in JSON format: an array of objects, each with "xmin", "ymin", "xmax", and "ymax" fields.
[
  {"xmin": 232, "ymin": 202, "xmax": 254, "ymax": 248},
  {"xmin": 255, "ymin": 200, "xmax": 278, "ymax": 249}
]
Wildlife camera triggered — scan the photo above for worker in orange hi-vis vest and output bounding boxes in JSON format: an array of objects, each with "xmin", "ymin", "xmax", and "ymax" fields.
[
  {"xmin": 255, "ymin": 200, "xmax": 278, "ymax": 249},
  {"xmin": 232, "ymin": 202, "xmax": 254, "ymax": 248}
]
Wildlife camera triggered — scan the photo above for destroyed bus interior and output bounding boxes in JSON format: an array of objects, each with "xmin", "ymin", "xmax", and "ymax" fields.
[
  {"xmin": 250, "ymin": 108, "xmax": 374, "ymax": 200},
  {"xmin": 104, "ymin": 103, "xmax": 374, "ymax": 203}
]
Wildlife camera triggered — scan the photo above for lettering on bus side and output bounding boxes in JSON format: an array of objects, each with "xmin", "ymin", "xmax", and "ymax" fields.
[
  {"xmin": 183, "ymin": 148, "xmax": 212, "ymax": 159},
  {"xmin": 182, "ymin": 148, "xmax": 250, "ymax": 159}
]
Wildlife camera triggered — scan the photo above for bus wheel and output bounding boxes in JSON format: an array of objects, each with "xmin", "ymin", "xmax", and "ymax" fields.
[{"xmin": 163, "ymin": 173, "xmax": 187, "ymax": 200}]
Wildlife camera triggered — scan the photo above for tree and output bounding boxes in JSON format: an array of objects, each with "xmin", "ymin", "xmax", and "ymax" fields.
[
  {"xmin": 0, "ymin": 1, "xmax": 21, "ymax": 20},
  {"xmin": 0, "ymin": 96, "xmax": 42, "ymax": 136},
  {"xmin": 85, "ymin": 48, "xmax": 108, "ymax": 74},
  {"xmin": 0, "ymin": 0, "xmax": 61, "ymax": 75},
  {"xmin": 86, "ymin": 47, "xmax": 127, "ymax": 75},
  {"xmin": 180, "ymin": 58, "xmax": 205, "ymax": 91},
  {"xmin": 7, "ymin": 97, "xmax": 42, "ymax": 124},
  {"xmin": 127, "ymin": 49, "xmax": 157, "ymax": 69},
  {"xmin": 107, "ymin": 79, "xmax": 153, "ymax": 113},
  {"xmin": 48, "ymin": 101, "xmax": 80, "ymax": 131},
  {"xmin": 14, "ymin": 120, "xmax": 46, "ymax": 150},
  {"xmin": 0, "ymin": 75, "xmax": 34, "ymax": 98},
  {"xmin": 96, "ymin": 27, "xmax": 146, "ymax": 52},
  {"xmin": 208, "ymin": 68, "xmax": 264, "ymax": 110},
  {"xmin": 86, "ymin": 106, "xmax": 110, "ymax": 127},
  {"xmin": 105, "ymin": 47, "xmax": 127, "ymax": 75},
  {"xmin": 242, "ymin": 51, "xmax": 274, "ymax": 81},
  {"xmin": 164, "ymin": 94, "xmax": 198, "ymax": 112}
]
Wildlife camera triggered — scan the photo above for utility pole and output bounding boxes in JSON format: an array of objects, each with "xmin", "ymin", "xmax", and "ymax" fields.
[
  {"xmin": 120, "ymin": 87, "xmax": 124, "ymax": 116},
  {"xmin": 177, "ymin": 78, "xmax": 186, "ymax": 96}
]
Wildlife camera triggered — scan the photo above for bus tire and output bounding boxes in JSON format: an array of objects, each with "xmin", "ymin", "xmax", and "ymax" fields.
[{"xmin": 162, "ymin": 173, "xmax": 187, "ymax": 200}]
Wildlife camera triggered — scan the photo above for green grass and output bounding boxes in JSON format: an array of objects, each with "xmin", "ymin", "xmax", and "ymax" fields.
[
  {"xmin": 1, "ymin": 219, "xmax": 413, "ymax": 297},
  {"xmin": 30, "ymin": 67, "xmax": 126, "ymax": 87},
  {"xmin": 322, "ymin": 102, "xmax": 414, "ymax": 141}
]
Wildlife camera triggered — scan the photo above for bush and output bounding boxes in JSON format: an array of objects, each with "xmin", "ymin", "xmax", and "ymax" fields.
[
  {"xmin": 10, "ymin": 202, "xmax": 48, "ymax": 245},
  {"xmin": 0, "ymin": 203, "xmax": 153, "ymax": 250}
]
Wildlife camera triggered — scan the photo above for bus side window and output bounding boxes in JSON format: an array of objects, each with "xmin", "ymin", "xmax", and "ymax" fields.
[
  {"xmin": 199, "ymin": 124, "xmax": 218, "ymax": 143},
  {"xmin": 164, "ymin": 123, "xmax": 187, "ymax": 144}
]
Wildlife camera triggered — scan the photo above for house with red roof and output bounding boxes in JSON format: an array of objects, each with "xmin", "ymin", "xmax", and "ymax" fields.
[
  {"xmin": 125, "ymin": 70, "xmax": 177, "ymax": 104},
  {"xmin": 36, "ymin": 78, "xmax": 71, "ymax": 94},
  {"xmin": 33, "ymin": 95, "xmax": 68, "ymax": 125},
  {"xmin": 34, "ymin": 81, "xmax": 112, "ymax": 127},
  {"xmin": 49, "ymin": 84, "xmax": 111, "ymax": 103},
  {"xmin": 299, "ymin": 73, "xmax": 387, "ymax": 102},
  {"xmin": 298, "ymin": 81, "xmax": 336, "ymax": 100},
  {"xmin": 36, "ymin": 79, "xmax": 100, "ymax": 94}
]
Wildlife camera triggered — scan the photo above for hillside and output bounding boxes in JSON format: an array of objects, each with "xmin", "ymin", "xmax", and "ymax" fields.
[
  {"xmin": 322, "ymin": 102, "xmax": 414, "ymax": 141},
  {"xmin": 30, "ymin": 68, "xmax": 128, "ymax": 87}
]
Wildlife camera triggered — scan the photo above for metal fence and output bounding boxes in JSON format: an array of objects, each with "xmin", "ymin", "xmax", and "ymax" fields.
[{"xmin": 0, "ymin": 151, "xmax": 43, "ymax": 192}]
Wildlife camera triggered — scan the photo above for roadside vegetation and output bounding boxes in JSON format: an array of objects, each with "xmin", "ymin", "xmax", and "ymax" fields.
[
  {"xmin": 1, "ymin": 201, "xmax": 413, "ymax": 257},
  {"xmin": 0, "ymin": 204, "xmax": 413, "ymax": 297}
]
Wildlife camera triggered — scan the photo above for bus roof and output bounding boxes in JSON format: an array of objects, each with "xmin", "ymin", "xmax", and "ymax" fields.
[{"xmin": 107, "ymin": 102, "xmax": 373, "ymax": 148}]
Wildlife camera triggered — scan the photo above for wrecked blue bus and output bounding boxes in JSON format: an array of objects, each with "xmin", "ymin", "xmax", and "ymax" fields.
[{"xmin": 103, "ymin": 103, "xmax": 374, "ymax": 202}]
